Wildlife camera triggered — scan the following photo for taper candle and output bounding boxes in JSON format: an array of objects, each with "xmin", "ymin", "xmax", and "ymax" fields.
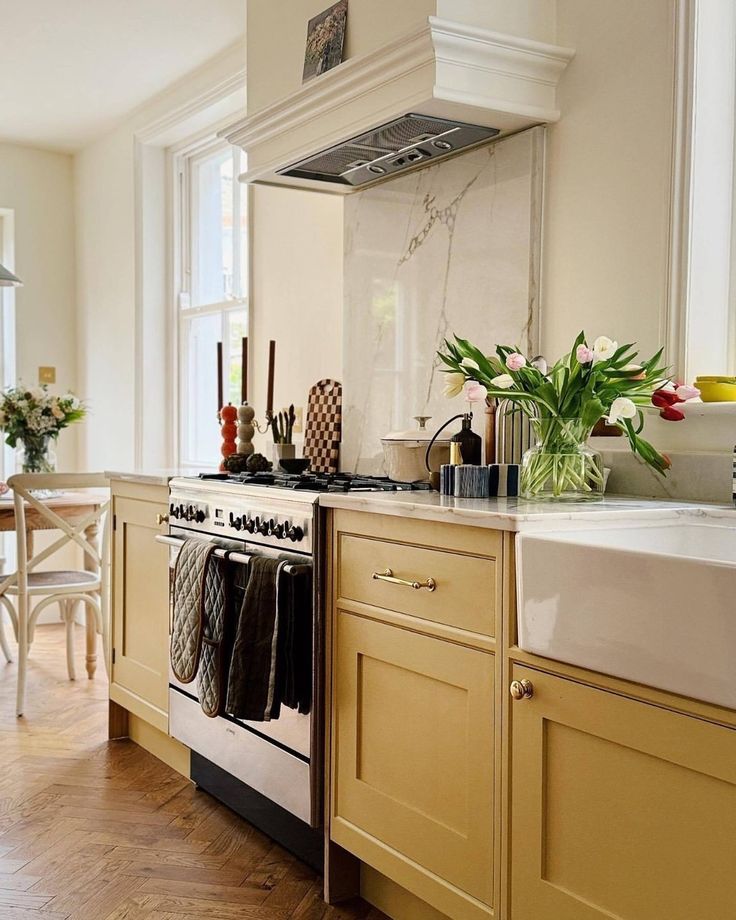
[
  {"xmin": 216, "ymin": 341, "xmax": 223, "ymax": 418},
  {"xmin": 266, "ymin": 339, "xmax": 276, "ymax": 415},
  {"xmin": 241, "ymin": 336, "xmax": 248, "ymax": 404}
]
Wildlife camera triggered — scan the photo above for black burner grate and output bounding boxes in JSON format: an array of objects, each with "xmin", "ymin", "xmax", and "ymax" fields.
[{"xmin": 198, "ymin": 471, "xmax": 431, "ymax": 493}]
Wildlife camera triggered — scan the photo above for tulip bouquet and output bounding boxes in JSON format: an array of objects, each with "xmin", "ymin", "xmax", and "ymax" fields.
[{"xmin": 438, "ymin": 332, "xmax": 699, "ymax": 500}]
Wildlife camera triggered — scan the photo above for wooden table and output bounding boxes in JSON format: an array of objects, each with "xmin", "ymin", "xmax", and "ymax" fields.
[{"xmin": 0, "ymin": 491, "xmax": 104, "ymax": 678}]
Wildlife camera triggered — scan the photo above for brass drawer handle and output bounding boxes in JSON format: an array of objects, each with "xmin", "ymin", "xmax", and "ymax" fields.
[
  {"xmin": 372, "ymin": 568, "xmax": 436, "ymax": 592},
  {"xmin": 510, "ymin": 679, "xmax": 534, "ymax": 701},
  {"xmin": 156, "ymin": 513, "xmax": 169, "ymax": 526}
]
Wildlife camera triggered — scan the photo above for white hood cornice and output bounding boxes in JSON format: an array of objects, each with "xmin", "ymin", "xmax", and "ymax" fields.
[{"xmin": 222, "ymin": 17, "xmax": 574, "ymax": 193}]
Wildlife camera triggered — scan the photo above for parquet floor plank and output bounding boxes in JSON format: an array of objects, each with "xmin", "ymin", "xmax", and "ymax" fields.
[{"xmin": 0, "ymin": 626, "xmax": 386, "ymax": 919}]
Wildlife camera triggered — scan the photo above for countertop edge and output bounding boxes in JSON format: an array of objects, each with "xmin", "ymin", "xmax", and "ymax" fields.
[{"xmin": 318, "ymin": 492, "xmax": 733, "ymax": 532}]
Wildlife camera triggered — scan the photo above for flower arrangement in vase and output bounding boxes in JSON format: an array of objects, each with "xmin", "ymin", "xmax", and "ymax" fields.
[
  {"xmin": 0, "ymin": 386, "xmax": 86, "ymax": 473},
  {"xmin": 438, "ymin": 332, "xmax": 699, "ymax": 501}
]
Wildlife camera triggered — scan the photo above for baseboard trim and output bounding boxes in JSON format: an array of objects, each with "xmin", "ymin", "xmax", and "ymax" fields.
[
  {"xmin": 361, "ymin": 865, "xmax": 450, "ymax": 920},
  {"xmin": 128, "ymin": 713, "xmax": 190, "ymax": 777}
]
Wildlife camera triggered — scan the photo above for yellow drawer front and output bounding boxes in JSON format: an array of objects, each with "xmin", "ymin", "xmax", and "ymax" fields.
[{"xmin": 337, "ymin": 531, "xmax": 497, "ymax": 637}]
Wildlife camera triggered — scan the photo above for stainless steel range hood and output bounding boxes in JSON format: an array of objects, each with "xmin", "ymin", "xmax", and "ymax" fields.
[
  {"xmin": 278, "ymin": 114, "xmax": 499, "ymax": 189},
  {"xmin": 222, "ymin": 17, "xmax": 574, "ymax": 195}
]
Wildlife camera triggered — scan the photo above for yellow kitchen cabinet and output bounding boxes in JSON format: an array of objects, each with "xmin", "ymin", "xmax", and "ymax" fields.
[
  {"xmin": 328, "ymin": 510, "xmax": 501, "ymax": 920},
  {"xmin": 508, "ymin": 664, "xmax": 736, "ymax": 920},
  {"xmin": 110, "ymin": 479, "xmax": 171, "ymax": 734}
]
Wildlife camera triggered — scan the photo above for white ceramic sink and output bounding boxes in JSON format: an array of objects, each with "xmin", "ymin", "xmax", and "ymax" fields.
[{"xmin": 516, "ymin": 521, "xmax": 736, "ymax": 708}]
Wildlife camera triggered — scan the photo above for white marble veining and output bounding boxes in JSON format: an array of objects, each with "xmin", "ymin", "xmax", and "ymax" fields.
[
  {"xmin": 342, "ymin": 127, "xmax": 544, "ymax": 475},
  {"xmin": 319, "ymin": 489, "xmax": 736, "ymax": 533}
]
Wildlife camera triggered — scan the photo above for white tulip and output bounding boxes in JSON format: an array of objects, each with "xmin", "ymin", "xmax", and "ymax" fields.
[
  {"xmin": 460, "ymin": 357, "xmax": 480, "ymax": 372},
  {"xmin": 592, "ymin": 336, "xmax": 619, "ymax": 364},
  {"xmin": 607, "ymin": 397, "xmax": 637, "ymax": 425},
  {"xmin": 442, "ymin": 372, "xmax": 466, "ymax": 399},
  {"xmin": 491, "ymin": 373, "xmax": 515, "ymax": 390}
]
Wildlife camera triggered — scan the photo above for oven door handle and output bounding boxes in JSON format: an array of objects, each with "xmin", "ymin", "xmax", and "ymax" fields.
[{"xmin": 155, "ymin": 533, "xmax": 311, "ymax": 575}]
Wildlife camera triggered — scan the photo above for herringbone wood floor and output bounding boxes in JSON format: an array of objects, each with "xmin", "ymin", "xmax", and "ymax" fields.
[{"xmin": 0, "ymin": 624, "xmax": 386, "ymax": 920}]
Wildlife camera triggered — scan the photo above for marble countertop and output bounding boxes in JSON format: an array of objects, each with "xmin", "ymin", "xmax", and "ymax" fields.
[
  {"xmin": 319, "ymin": 491, "xmax": 736, "ymax": 532},
  {"xmin": 105, "ymin": 469, "xmax": 216, "ymax": 487}
]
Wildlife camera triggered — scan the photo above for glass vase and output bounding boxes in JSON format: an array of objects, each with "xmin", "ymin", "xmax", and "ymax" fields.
[
  {"xmin": 19, "ymin": 435, "xmax": 57, "ymax": 474},
  {"xmin": 520, "ymin": 417, "xmax": 604, "ymax": 502}
]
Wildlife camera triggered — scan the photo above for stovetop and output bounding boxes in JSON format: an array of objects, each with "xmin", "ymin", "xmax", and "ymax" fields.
[{"xmin": 197, "ymin": 471, "xmax": 432, "ymax": 493}]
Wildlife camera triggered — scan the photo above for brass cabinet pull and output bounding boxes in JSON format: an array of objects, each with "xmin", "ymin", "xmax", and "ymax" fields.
[
  {"xmin": 372, "ymin": 568, "xmax": 436, "ymax": 592},
  {"xmin": 156, "ymin": 513, "xmax": 169, "ymax": 526},
  {"xmin": 510, "ymin": 679, "xmax": 534, "ymax": 701}
]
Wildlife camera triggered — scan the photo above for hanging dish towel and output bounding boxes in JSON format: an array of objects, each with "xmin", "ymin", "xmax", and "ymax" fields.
[
  {"xmin": 303, "ymin": 379, "xmax": 342, "ymax": 474},
  {"xmin": 275, "ymin": 564, "xmax": 313, "ymax": 715},
  {"xmin": 226, "ymin": 556, "xmax": 286, "ymax": 722},
  {"xmin": 170, "ymin": 540, "xmax": 215, "ymax": 684}
]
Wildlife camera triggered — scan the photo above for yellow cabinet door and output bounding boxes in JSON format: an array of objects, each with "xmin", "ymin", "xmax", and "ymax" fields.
[
  {"xmin": 111, "ymin": 494, "xmax": 170, "ymax": 730},
  {"xmin": 331, "ymin": 610, "xmax": 495, "ymax": 920},
  {"xmin": 509, "ymin": 665, "xmax": 736, "ymax": 920}
]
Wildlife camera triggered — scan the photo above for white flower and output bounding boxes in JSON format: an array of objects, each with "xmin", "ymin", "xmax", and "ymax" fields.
[
  {"xmin": 51, "ymin": 404, "xmax": 64, "ymax": 420},
  {"xmin": 460, "ymin": 357, "xmax": 480, "ymax": 372},
  {"xmin": 607, "ymin": 397, "xmax": 637, "ymax": 425},
  {"xmin": 443, "ymin": 372, "xmax": 466, "ymax": 399},
  {"xmin": 491, "ymin": 373, "xmax": 515, "ymax": 390},
  {"xmin": 592, "ymin": 336, "xmax": 619, "ymax": 364},
  {"xmin": 29, "ymin": 387, "xmax": 45, "ymax": 401}
]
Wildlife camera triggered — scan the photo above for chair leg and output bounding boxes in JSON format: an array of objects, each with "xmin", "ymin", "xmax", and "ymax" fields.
[
  {"xmin": 0, "ymin": 613, "xmax": 11, "ymax": 664},
  {"xmin": 16, "ymin": 601, "xmax": 28, "ymax": 718},
  {"xmin": 63, "ymin": 601, "xmax": 76, "ymax": 681}
]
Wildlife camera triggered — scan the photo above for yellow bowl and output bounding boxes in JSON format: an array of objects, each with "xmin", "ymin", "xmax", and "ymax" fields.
[{"xmin": 694, "ymin": 376, "xmax": 736, "ymax": 402}]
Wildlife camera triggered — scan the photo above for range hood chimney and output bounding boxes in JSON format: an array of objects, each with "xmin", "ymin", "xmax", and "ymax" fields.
[{"xmin": 222, "ymin": 17, "xmax": 574, "ymax": 194}]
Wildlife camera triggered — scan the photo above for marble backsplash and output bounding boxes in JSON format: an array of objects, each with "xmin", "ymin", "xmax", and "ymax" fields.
[{"xmin": 342, "ymin": 127, "xmax": 544, "ymax": 474}]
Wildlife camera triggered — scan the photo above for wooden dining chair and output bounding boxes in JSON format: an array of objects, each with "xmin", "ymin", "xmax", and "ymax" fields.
[{"xmin": 3, "ymin": 473, "xmax": 111, "ymax": 717}]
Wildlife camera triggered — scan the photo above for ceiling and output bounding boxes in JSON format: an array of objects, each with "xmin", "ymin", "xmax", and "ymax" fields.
[{"xmin": 0, "ymin": 0, "xmax": 245, "ymax": 152}]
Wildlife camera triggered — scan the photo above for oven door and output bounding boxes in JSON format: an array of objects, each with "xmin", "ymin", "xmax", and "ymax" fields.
[{"xmin": 158, "ymin": 528, "xmax": 316, "ymax": 824}]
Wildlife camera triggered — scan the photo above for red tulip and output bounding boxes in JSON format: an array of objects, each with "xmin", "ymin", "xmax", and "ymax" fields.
[{"xmin": 659, "ymin": 404, "xmax": 685, "ymax": 421}]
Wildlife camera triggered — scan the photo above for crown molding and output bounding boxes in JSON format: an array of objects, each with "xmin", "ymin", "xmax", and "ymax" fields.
[{"xmin": 221, "ymin": 19, "xmax": 574, "ymax": 192}]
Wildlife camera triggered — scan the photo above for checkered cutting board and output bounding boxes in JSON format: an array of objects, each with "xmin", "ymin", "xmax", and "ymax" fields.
[{"xmin": 303, "ymin": 379, "xmax": 342, "ymax": 474}]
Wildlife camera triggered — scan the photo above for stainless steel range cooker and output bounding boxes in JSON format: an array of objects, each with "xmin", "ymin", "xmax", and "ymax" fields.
[{"xmin": 158, "ymin": 470, "xmax": 428, "ymax": 869}]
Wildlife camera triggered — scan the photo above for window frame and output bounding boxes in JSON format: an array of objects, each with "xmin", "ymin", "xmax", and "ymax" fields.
[
  {"xmin": 171, "ymin": 136, "xmax": 250, "ymax": 469},
  {"xmin": 666, "ymin": 0, "xmax": 736, "ymax": 382}
]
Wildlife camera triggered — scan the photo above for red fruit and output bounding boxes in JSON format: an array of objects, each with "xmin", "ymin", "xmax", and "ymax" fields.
[{"xmin": 659, "ymin": 405, "xmax": 685, "ymax": 421}]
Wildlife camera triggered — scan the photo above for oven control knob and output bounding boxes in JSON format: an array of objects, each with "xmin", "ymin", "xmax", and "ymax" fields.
[
  {"xmin": 244, "ymin": 517, "xmax": 256, "ymax": 533},
  {"xmin": 270, "ymin": 521, "xmax": 285, "ymax": 539},
  {"xmin": 258, "ymin": 518, "xmax": 270, "ymax": 535},
  {"xmin": 195, "ymin": 509, "xmax": 206, "ymax": 524},
  {"xmin": 287, "ymin": 524, "xmax": 304, "ymax": 542},
  {"xmin": 185, "ymin": 505, "xmax": 195, "ymax": 522},
  {"xmin": 233, "ymin": 515, "xmax": 243, "ymax": 531}
]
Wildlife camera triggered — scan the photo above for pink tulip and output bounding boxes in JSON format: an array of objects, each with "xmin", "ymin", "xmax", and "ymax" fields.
[
  {"xmin": 675, "ymin": 384, "xmax": 700, "ymax": 401},
  {"xmin": 576, "ymin": 344, "xmax": 594, "ymax": 364},
  {"xmin": 506, "ymin": 353, "xmax": 526, "ymax": 371},
  {"xmin": 464, "ymin": 380, "xmax": 488, "ymax": 402}
]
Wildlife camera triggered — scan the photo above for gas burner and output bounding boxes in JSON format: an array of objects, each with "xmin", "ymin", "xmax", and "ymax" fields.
[{"xmin": 198, "ymin": 470, "xmax": 431, "ymax": 493}]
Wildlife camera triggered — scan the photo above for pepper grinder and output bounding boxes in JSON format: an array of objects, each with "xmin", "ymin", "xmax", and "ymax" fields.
[
  {"xmin": 219, "ymin": 404, "xmax": 237, "ymax": 471},
  {"xmin": 237, "ymin": 404, "xmax": 255, "ymax": 457}
]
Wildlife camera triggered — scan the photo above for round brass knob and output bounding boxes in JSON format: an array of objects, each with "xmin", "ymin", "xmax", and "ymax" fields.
[
  {"xmin": 510, "ymin": 679, "xmax": 534, "ymax": 701},
  {"xmin": 156, "ymin": 513, "xmax": 169, "ymax": 526}
]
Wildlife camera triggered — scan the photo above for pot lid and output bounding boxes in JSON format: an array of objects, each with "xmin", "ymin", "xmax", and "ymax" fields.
[{"xmin": 382, "ymin": 415, "xmax": 453, "ymax": 443}]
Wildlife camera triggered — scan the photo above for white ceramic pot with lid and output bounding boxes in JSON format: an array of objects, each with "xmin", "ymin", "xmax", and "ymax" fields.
[{"xmin": 380, "ymin": 416, "xmax": 453, "ymax": 482}]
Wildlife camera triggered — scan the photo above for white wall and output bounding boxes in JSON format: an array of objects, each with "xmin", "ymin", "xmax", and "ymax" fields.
[
  {"xmin": 74, "ymin": 45, "xmax": 246, "ymax": 472},
  {"xmin": 248, "ymin": 185, "xmax": 343, "ymax": 450},
  {"xmin": 0, "ymin": 143, "xmax": 78, "ymax": 471},
  {"xmin": 542, "ymin": 0, "xmax": 676, "ymax": 362}
]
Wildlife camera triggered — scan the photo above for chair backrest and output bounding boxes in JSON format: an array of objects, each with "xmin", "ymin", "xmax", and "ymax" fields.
[{"xmin": 6, "ymin": 473, "xmax": 111, "ymax": 584}]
